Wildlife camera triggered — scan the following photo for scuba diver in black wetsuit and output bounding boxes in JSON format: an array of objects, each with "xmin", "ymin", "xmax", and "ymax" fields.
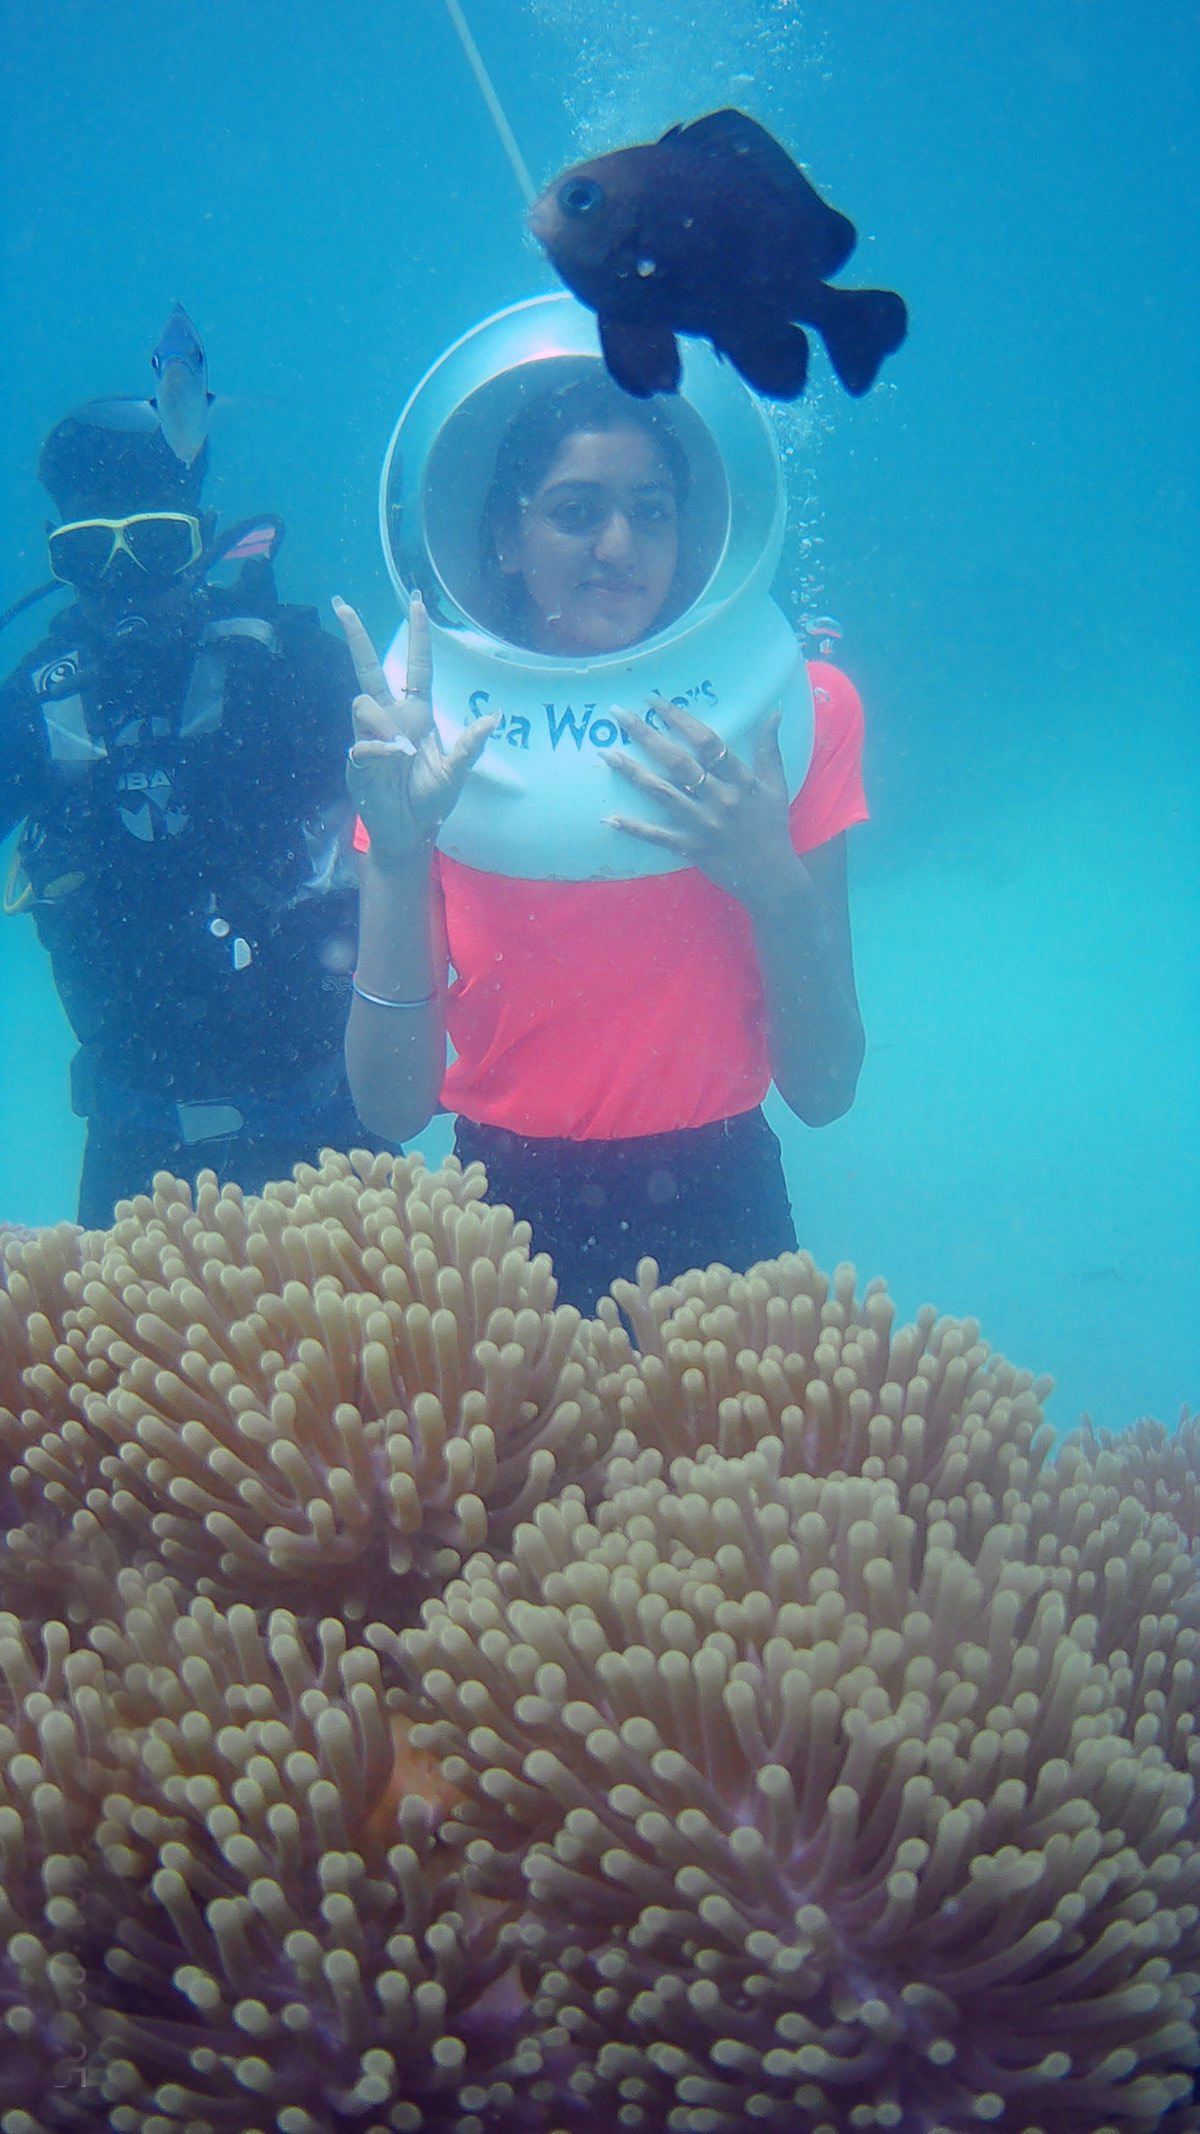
[{"xmin": 0, "ymin": 401, "xmax": 378, "ymax": 1226}]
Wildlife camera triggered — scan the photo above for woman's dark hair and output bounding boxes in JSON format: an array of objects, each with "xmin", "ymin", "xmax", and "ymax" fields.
[{"xmin": 478, "ymin": 369, "xmax": 690, "ymax": 643}]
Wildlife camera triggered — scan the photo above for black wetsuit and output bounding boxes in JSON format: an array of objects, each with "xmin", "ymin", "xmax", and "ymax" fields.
[{"xmin": 0, "ymin": 564, "xmax": 374, "ymax": 1224}]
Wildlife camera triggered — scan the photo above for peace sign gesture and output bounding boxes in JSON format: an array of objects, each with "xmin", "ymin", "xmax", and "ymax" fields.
[{"xmin": 333, "ymin": 593, "xmax": 497, "ymax": 864}]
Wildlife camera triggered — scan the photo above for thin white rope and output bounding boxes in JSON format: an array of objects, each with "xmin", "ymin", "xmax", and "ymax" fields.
[{"xmin": 442, "ymin": 0, "xmax": 538, "ymax": 208}]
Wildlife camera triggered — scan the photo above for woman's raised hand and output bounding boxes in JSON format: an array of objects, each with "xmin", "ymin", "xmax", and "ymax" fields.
[{"xmin": 333, "ymin": 593, "xmax": 497, "ymax": 864}]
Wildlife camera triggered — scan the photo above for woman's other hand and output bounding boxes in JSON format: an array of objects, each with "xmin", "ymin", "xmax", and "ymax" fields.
[
  {"xmin": 604, "ymin": 696, "xmax": 864, "ymax": 1125},
  {"xmin": 601, "ymin": 697, "xmax": 798, "ymax": 917},
  {"xmin": 333, "ymin": 593, "xmax": 497, "ymax": 865}
]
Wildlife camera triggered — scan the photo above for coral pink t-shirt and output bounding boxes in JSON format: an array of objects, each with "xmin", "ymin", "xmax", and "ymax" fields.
[{"xmin": 357, "ymin": 662, "xmax": 866, "ymax": 1140}]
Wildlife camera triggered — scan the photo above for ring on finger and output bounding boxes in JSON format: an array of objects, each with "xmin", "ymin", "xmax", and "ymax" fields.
[
  {"xmin": 682, "ymin": 766, "xmax": 708, "ymax": 797},
  {"xmin": 708, "ymin": 743, "xmax": 730, "ymax": 774}
]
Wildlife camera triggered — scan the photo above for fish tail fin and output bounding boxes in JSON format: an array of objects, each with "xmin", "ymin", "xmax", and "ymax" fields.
[{"xmin": 810, "ymin": 285, "xmax": 908, "ymax": 396}]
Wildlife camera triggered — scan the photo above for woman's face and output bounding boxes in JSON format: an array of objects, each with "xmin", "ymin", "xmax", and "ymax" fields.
[{"xmin": 500, "ymin": 425, "xmax": 680, "ymax": 655}]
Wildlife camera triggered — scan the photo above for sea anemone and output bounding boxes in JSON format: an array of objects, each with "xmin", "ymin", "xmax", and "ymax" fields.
[
  {"xmin": 2, "ymin": 1175, "xmax": 1199, "ymax": 2131},
  {"xmin": 398, "ymin": 1438, "xmax": 1200, "ymax": 2129},
  {"xmin": 2, "ymin": 1152, "xmax": 617, "ymax": 1627},
  {"xmin": 77, "ymin": 1572, "xmax": 548, "ymax": 2132},
  {"xmin": 1069, "ymin": 1412, "xmax": 1200, "ymax": 1545},
  {"xmin": 0, "ymin": 1607, "xmax": 124, "ymax": 2130},
  {"xmin": 591, "ymin": 1251, "xmax": 1055, "ymax": 1519},
  {"xmin": 1, "ymin": 1219, "xmax": 117, "ymax": 1626}
]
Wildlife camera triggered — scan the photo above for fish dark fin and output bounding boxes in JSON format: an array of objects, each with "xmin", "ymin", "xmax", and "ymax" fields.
[
  {"xmin": 598, "ymin": 315, "xmax": 682, "ymax": 398},
  {"xmin": 673, "ymin": 107, "xmax": 857, "ymax": 278},
  {"xmin": 717, "ymin": 316, "xmax": 810, "ymax": 401},
  {"xmin": 810, "ymin": 284, "xmax": 908, "ymax": 395}
]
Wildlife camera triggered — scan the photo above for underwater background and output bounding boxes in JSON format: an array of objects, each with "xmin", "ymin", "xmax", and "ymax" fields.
[{"xmin": 1, "ymin": 0, "xmax": 1195, "ymax": 1437}]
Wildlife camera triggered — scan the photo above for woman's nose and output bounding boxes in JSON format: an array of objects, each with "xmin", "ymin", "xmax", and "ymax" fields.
[{"xmin": 592, "ymin": 509, "xmax": 635, "ymax": 561}]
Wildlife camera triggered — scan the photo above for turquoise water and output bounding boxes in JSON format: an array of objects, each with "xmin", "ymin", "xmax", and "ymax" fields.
[{"xmin": 1, "ymin": 0, "xmax": 1196, "ymax": 1434}]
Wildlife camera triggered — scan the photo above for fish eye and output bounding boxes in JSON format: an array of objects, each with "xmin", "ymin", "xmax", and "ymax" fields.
[{"xmin": 559, "ymin": 178, "xmax": 603, "ymax": 217}]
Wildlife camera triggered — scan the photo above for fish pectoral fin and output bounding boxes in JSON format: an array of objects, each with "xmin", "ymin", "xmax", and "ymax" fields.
[
  {"xmin": 84, "ymin": 396, "xmax": 162, "ymax": 433},
  {"xmin": 598, "ymin": 316, "xmax": 681, "ymax": 398},
  {"xmin": 717, "ymin": 315, "xmax": 810, "ymax": 401},
  {"xmin": 807, "ymin": 283, "xmax": 908, "ymax": 396}
]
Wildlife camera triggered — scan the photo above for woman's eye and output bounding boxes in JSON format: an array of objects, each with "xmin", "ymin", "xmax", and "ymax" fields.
[
  {"xmin": 541, "ymin": 493, "xmax": 676, "ymax": 536},
  {"xmin": 550, "ymin": 500, "xmax": 601, "ymax": 533}
]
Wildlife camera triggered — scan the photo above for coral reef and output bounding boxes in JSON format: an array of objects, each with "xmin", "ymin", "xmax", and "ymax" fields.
[{"xmin": 2, "ymin": 1158, "xmax": 1199, "ymax": 2132}]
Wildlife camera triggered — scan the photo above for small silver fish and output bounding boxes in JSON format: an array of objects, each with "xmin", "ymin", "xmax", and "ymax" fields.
[
  {"xmin": 150, "ymin": 303, "xmax": 213, "ymax": 467},
  {"xmin": 84, "ymin": 304, "xmax": 216, "ymax": 465}
]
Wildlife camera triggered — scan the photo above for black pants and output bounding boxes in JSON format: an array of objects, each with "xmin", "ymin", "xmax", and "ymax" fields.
[{"xmin": 453, "ymin": 1108, "xmax": 797, "ymax": 1317}]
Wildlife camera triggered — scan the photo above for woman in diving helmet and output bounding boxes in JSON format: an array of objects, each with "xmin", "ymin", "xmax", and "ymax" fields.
[{"xmin": 337, "ymin": 343, "xmax": 867, "ymax": 1314}]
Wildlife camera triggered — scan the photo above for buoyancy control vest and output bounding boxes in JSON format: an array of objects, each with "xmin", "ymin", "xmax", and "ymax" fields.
[
  {"xmin": 9, "ymin": 547, "xmax": 294, "ymax": 907},
  {"xmin": 5, "ymin": 546, "xmax": 358, "ymax": 1083}
]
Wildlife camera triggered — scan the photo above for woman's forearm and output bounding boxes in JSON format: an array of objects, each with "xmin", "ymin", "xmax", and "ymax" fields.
[
  {"xmin": 346, "ymin": 849, "xmax": 447, "ymax": 1142},
  {"xmin": 749, "ymin": 848, "xmax": 865, "ymax": 1127}
]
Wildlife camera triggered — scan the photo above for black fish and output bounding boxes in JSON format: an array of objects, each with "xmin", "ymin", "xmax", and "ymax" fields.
[{"xmin": 530, "ymin": 107, "xmax": 907, "ymax": 401}]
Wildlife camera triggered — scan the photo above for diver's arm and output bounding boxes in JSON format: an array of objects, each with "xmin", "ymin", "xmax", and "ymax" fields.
[
  {"xmin": 744, "ymin": 833, "xmax": 864, "ymax": 1126},
  {"xmin": 346, "ymin": 848, "xmax": 447, "ymax": 1142},
  {"xmin": 0, "ymin": 668, "xmax": 44, "ymax": 841}
]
